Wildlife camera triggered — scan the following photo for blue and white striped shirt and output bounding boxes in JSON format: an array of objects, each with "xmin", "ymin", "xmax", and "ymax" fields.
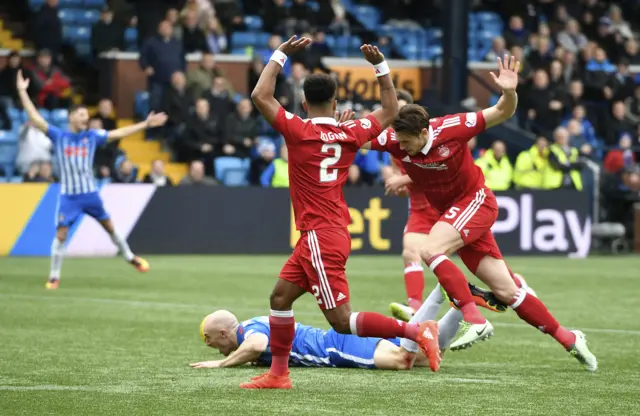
[{"xmin": 47, "ymin": 125, "xmax": 108, "ymax": 195}]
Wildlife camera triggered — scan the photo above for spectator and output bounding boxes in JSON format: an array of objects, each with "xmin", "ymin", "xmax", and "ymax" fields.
[
  {"xmin": 30, "ymin": 49, "xmax": 71, "ymax": 110},
  {"xmin": 31, "ymin": 0, "xmax": 62, "ymax": 56},
  {"xmin": 346, "ymin": 164, "xmax": 361, "ymax": 187},
  {"xmin": 260, "ymin": 144, "xmax": 289, "ymax": 188},
  {"xmin": 247, "ymin": 54, "xmax": 265, "ymax": 94},
  {"xmin": 90, "ymin": 118, "xmax": 118, "ymax": 171},
  {"xmin": 91, "ymin": 6, "xmax": 124, "ymax": 57},
  {"xmin": 261, "ymin": 35, "xmax": 291, "ymax": 77},
  {"xmin": 567, "ymin": 79, "xmax": 585, "ymax": 111},
  {"xmin": 584, "ymin": 47, "xmax": 616, "ymax": 101},
  {"xmin": 187, "ymin": 52, "xmax": 232, "ymax": 100},
  {"xmin": 503, "ymin": 16, "xmax": 528, "ymax": 49},
  {"xmin": 548, "ymin": 60, "xmax": 567, "ymax": 97},
  {"xmin": 608, "ymin": 4, "xmax": 634, "ymax": 40},
  {"xmin": 624, "ymin": 84, "xmax": 640, "ymax": 125},
  {"xmin": 211, "ymin": 0, "xmax": 245, "ymax": 37},
  {"xmin": 0, "ymin": 51, "xmax": 36, "ymax": 108},
  {"xmin": 316, "ymin": 0, "xmax": 336, "ymax": 29},
  {"xmin": 249, "ymin": 140, "xmax": 276, "ymax": 186},
  {"xmin": 604, "ymin": 134, "xmax": 636, "ymax": 174},
  {"xmin": 606, "ymin": 101, "xmax": 636, "ymax": 146},
  {"xmin": 606, "ymin": 59, "xmax": 635, "ymax": 102},
  {"xmin": 294, "ymin": 31, "xmax": 332, "ymax": 74},
  {"xmin": 290, "ymin": 0, "xmax": 313, "ymax": 33},
  {"xmin": 566, "ymin": 119, "xmax": 595, "ymax": 158},
  {"xmin": 475, "ymin": 140, "xmax": 513, "ymax": 191},
  {"xmin": 166, "ymin": 8, "xmax": 183, "ymax": 41},
  {"xmin": 182, "ymin": 9, "xmax": 208, "ymax": 54},
  {"xmin": 202, "ymin": 76, "xmax": 234, "ymax": 124},
  {"xmin": 284, "ymin": 62, "xmax": 307, "ymax": 116},
  {"xmin": 513, "ymin": 136, "xmax": 549, "ymax": 190},
  {"xmin": 224, "ymin": 98, "xmax": 259, "ymax": 159},
  {"xmin": 96, "ymin": 165, "xmax": 112, "ymax": 185},
  {"xmin": 16, "ymin": 121, "xmax": 52, "ymax": 174},
  {"xmin": 181, "ymin": 98, "xmax": 220, "ymax": 169},
  {"xmin": 544, "ymin": 127, "xmax": 584, "ymax": 191},
  {"xmin": 524, "ymin": 69, "xmax": 564, "ymax": 135},
  {"xmin": 556, "ymin": 19, "xmax": 588, "ymax": 54},
  {"xmin": 139, "ymin": 20, "xmax": 185, "ymax": 113},
  {"xmin": 563, "ymin": 104, "xmax": 598, "ymax": 147},
  {"xmin": 22, "ymin": 162, "xmax": 41, "ymax": 183},
  {"xmin": 528, "ymin": 36, "xmax": 554, "ymax": 69},
  {"xmin": 180, "ymin": 0, "xmax": 215, "ymax": 27},
  {"xmin": 621, "ymin": 39, "xmax": 640, "ymax": 65},
  {"xmin": 179, "ymin": 160, "xmax": 217, "ymax": 186},
  {"xmin": 37, "ymin": 161, "xmax": 57, "ymax": 183},
  {"xmin": 161, "ymin": 71, "xmax": 193, "ymax": 147},
  {"xmin": 593, "ymin": 18, "xmax": 618, "ymax": 62},
  {"xmin": 96, "ymin": 98, "xmax": 117, "ymax": 130},
  {"xmin": 112, "ymin": 159, "xmax": 138, "ymax": 183},
  {"xmin": 204, "ymin": 16, "xmax": 228, "ymax": 54},
  {"xmin": 353, "ymin": 148, "xmax": 389, "ymax": 186},
  {"xmin": 143, "ymin": 159, "xmax": 174, "ymax": 186},
  {"xmin": 560, "ymin": 50, "xmax": 581, "ymax": 84},
  {"xmin": 484, "ymin": 36, "xmax": 508, "ymax": 62},
  {"xmin": 264, "ymin": 0, "xmax": 291, "ymax": 35},
  {"xmin": 328, "ymin": 0, "xmax": 349, "ymax": 34},
  {"xmin": 510, "ymin": 46, "xmax": 531, "ymax": 82}
]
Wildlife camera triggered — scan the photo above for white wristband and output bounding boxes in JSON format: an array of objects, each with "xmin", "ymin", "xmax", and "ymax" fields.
[
  {"xmin": 373, "ymin": 61, "xmax": 390, "ymax": 77},
  {"xmin": 270, "ymin": 50, "xmax": 288, "ymax": 67}
]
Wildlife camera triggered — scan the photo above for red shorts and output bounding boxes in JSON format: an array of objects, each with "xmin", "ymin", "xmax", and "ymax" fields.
[
  {"xmin": 404, "ymin": 187, "xmax": 503, "ymax": 274},
  {"xmin": 279, "ymin": 227, "xmax": 351, "ymax": 310}
]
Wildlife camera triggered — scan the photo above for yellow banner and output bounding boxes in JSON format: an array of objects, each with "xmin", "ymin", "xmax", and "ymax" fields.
[{"xmin": 326, "ymin": 65, "xmax": 421, "ymax": 101}]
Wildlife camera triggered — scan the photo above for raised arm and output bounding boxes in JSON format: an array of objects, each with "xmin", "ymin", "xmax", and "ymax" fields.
[
  {"xmin": 16, "ymin": 70, "xmax": 48, "ymax": 133},
  {"xmin": 482, "ymin": 55, "xmax": 520, "ymax": 129},
  {"xmin": 363, "ymin": 45, "xmax": 399, "ymax": 129},
  {"xmin": 106, "ymin": 111, "xmax": 168, "ymax": 142},
  {"xmin": 251, "ymin": 36, "xmax": 312, "ymax": 125},
  {"xmin": 189, "ymin": 333, "xmax": 269, "ymax": 369}
]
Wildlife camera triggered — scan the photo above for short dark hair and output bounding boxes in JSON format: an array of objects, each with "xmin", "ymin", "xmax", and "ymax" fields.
[
  {"xmin": 396, "ymin": 89, "xmax": 413, "ymax": 104},
  {"xmin": 392, "ymin": 104, "xmax": 430, "ymax": 135},
  {"xmin": 303, "ymin": 74, "xmax": 337, "ymax": 106},
  {"xmin": 69, "ymin": 104, "xmax": 87, "ymax": 114}
]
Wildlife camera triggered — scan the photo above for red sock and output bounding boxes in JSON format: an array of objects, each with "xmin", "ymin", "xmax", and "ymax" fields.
[
  {"xmin": 353, "ymin": 312, "xmax": 420, "ymax": 341},
  {"xmin": 269, "ymin": 310, "xmax": 295, "ymax": 376},
  {"xmin": 508, "ymin": 268, "xmax": 523, "ymax": 288},
  {"xmin": 509, "ymin": 288, "xmax": 576, "ymax": 349},
  {"xmin": 404, "ymin": 262, "xmax": 424, "ymax": 311},
  {"xmin": 426, "ymin": 254, "xmax": 485, "ymax": 324}
]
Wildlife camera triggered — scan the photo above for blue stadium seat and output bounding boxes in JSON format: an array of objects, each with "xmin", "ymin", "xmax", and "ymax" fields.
[
  {"xmin": 29, "ymin": 0, "xmax": 46, "ymax": 11},
  {"xmin": 231, "ymin": 47, "xmax": 248, "ymax": 56},
  {"xmin": 60, "ymin": 0, "xmax": 84, "ymax": 6},
  {"xmin": 134, "ymin": 92, "xmax": 149, "ymax": 118},
  {"xmin": 75, "ymin": 43, "xmax": 92, "ymax": 58},
  {"xmin": 51, "ymin": 109, "xmax": 69, "ymax": 125},
  {"xmin": 63, "ymin": 26, "xmax": 91, "ymax": 42},
  {"xmin": 352, "ymin": 5, "xmax": 380, "ymax": 30},
  {"xmin": 10, "ymin": 176, "xmax": 23, "ymax": 183},
  {"xmin": 124, "ymin": 27, "xmax": 137, "ymax": 44},
  {"xmin": 0, "ymin": 141, "xmax": 17, "ymax": 177},
  {"xmin": 244, "ymin": 15, "xmax": 263, "ymax": 31},
  {"xmin": 83, "ymin": 0, "xmax": 105, "ymax": 8},
  {"xmin": 489, "ymin": 94, "xmax": 500, "ymax": 107},
  {"xmin": 38, "ymin": 108, "xmax": 51, "ymax": 122},
  {"xmin": 232, "ymin": 32, "xmax": 258, "ymax": 48},
  {"xmin": 0, "ymin": 130, "xmax": 17, "ymax": 143},
  {"xmin": 78, "ymin": 10, "xmax": 100, "ymax": 25},
  {"xmin": 58, "ymin": 9, "xmax": 81, "ymax": 24},
  {"xmin": 214, "ymin": 157, "xmax": 245, "ymax": 181},
  {"xmin": 222, "ymin": 168, "xmax": 249, "ymax": 187},
  {"xmin": 7, "ymin": 108, "xmax": 23, "ymax": 124}
]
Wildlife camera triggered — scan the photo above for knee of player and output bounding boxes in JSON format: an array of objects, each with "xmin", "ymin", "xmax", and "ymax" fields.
[
  {"xmin": 493, "ymin": 285, "xmax": 518, "ymax": 304},
  {"xmin": 327, "ymin": 314, "xmax": 351, "ymax": 334},
  {"xmin": 402, "ymin": 248, "xmax": 420, "ymax": 264},
  {"xmin": 269, "ymin": 291, "xmax": 290, "ymax": 310},
  {"xmin": 56, "ymin": 228, "xmax": 69, "ymax": 242}
]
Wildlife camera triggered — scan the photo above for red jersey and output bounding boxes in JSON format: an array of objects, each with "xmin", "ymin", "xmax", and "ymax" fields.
[
  {"xmin": 273, "ymin": 107, "xmax": 383, "ymax": 231},
  {"xmin": 371, "ymin": 111, "xmax": 487, "ymax": 213}
]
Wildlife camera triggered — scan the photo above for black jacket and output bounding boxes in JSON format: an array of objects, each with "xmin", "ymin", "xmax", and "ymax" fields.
[
  {"xmin": 32, "ymin": 4, "xmax": 62, "ymax": 53},
  {"xmin": 91, "ymin": 21, "xmax": 125, "ymax": 55},
  {"xmin": 183, "ymin": 114, "xmax": 222, "ymax": 152},
  {"xmin": 182, "ymin": 26, "xmax": 208, "ymax": 54},
  {"xmin": 161, "ymin": 87, "xmax": 193, "ymax": 126}
]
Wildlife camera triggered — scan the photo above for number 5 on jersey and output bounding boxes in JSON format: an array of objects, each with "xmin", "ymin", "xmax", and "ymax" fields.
[
  {"xmin": 320, "ymin": 143, "xmax": 342, "ymax": 183},
  {"xmin": 444, "ymin": 207, "xmax": 460, "ymax": 219}
]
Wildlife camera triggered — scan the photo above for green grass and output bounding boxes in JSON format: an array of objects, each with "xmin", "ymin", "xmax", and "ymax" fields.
[{"xmin": 1, "ymin": 255, "xmax": 639, "ymax": 415}]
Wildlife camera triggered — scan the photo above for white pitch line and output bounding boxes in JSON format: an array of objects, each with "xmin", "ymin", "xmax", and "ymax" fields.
[{"xmin": 2, "ymin": 293, "xmax": 640, "ymax": 336}]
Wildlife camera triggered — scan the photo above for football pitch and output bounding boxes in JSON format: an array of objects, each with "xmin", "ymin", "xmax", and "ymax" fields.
[{"xmin": 1, "ymin": 255, "xmax": 639, "ymax": 415}]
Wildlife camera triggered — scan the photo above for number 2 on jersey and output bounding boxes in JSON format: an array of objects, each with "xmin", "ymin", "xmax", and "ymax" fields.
[{"xmin": 320, "ymin": 143, "xmax": 342, "ymax": 183}]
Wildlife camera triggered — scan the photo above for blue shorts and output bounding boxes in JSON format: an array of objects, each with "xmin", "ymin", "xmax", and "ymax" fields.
[
  {"xmin": 324, "ymin": 330, "xmax": 401, "ymax": 369},
  {"xmin": 56, "ymin": 192, "xmax": 110, "ymax": 227}
]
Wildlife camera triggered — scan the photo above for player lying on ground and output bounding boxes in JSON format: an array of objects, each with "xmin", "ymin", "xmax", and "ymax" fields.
[
  {"xmin": 364, "ymin": 56, "xmax": 597, "ymax": 371},
  {"xmin": 16, "ymin": 70, "xmax": 167, "ymax": 290},
  {"xmin": 191, "ymin": 310, "xmax": 436, "ymax": 370},
  {"xmin": 243, "ymin": 36, "xmax": 440, "ymax": 389}
]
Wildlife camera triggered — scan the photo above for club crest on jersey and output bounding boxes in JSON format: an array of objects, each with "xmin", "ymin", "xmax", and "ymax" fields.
[
  {"xmin": 437, "ymin": 145, "xmax": 450, "ymax": 157},
  {"xmin": 377, "ymin": 130, "xmax": 388, "ymax": 145},
  {"xmin": 359, "ymin": 118, "xmax": 372, "ymax": 129},
  {"xmin": 320, "ymin": 131, "xmax": 348, "ymax": 142},
  {"xmin": 465, "ymin": 112, "xmax": 477, "ymax": 128},
  {"xmin": 285, "ymin": 111, "xmax": 295, "ymax": 120}
]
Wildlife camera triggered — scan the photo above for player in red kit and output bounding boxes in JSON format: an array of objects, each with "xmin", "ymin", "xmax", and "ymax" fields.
[
  {"xmin": 240, "ymin": 36, "xmax": 441, "ymax": 389},
  {"xmin": 368, "ymin": 55, "xmax": 597, "ymax": 371}
]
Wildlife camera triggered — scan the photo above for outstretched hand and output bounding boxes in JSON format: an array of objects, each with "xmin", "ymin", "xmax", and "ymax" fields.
[
  {"xmin": 360, "ymin": 44, "xmax": 385, "ymax": 65},
  {"xmin": 146, "ymin": 111, "xmax": 168, "ymax": 128},
  {"xmin": 16, "ymin": 70, "xmax": 30, "ymax": 91},
  {"xmin": 490, "ymin": 55, "xmax": 520, "ymax": 93},
  {"xmin": 277, "ymin": 35, "xmax": 312, "ymax": 56},
  {"xmin": 335, "ymin": 109, "xmax": 355, "ymax": 123}
]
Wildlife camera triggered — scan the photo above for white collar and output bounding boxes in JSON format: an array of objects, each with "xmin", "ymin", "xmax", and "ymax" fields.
[
  {"xmin": 311, "ymin": 117, "xmax": 339, "ymax": 126},
  {"xmin": 420, "ymin": 124, "xmax": 434, "ymax": 155}
]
